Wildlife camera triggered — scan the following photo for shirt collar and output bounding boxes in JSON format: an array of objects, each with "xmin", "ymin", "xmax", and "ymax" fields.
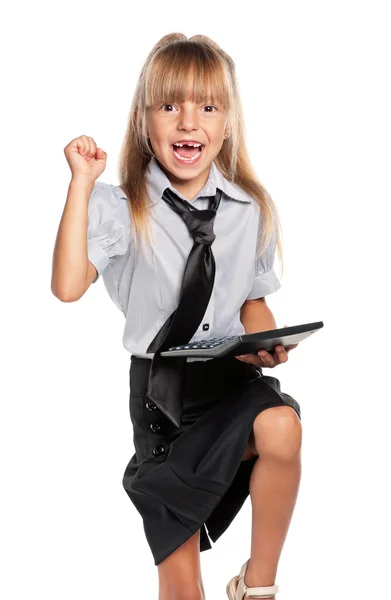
[{"xmin": 145, "ymin": 155, "xmax": 251, "ymax": 204}]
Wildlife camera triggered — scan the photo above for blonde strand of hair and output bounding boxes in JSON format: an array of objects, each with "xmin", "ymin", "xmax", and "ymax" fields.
[{"xmin": 118, "ymin": 33, "xmax": 284, "ymax": 280}]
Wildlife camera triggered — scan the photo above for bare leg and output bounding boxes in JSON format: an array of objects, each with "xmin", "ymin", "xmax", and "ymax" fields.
[
  {"xmin": 245, "ymin": 406, "xmax": 302, "ymax": 598},
  {"xmin": 157, "ymin": 529, "xmax": 205, "ymax": 600}
]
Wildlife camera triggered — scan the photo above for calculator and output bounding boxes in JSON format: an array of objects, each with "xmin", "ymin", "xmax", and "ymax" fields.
[{"xmin": 159, "ymin": 321, "xmax": 324, "ymax": 359}]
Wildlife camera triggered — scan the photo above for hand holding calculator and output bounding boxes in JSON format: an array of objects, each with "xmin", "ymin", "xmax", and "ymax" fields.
[{"xmin": 159, "ymin": 321, "xmax": 324, "ymax": 359}]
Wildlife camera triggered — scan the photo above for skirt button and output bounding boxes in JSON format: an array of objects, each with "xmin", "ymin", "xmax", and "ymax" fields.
[
  {"xmin": 152, "ymin": 445, "xmax": 165, "ymax": 457},
  {"xmin": 146, "ymin": 400, "xmax": 157, "ymax": 411},
  {"xmin": 150, "ymin": 421, "xmax": 161, "ymax": 432}
]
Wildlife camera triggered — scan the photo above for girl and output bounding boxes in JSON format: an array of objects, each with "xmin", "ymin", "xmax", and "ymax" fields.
[{"xmin": 52, "ymin": 33, "xmax": 302, "ymax": 600}]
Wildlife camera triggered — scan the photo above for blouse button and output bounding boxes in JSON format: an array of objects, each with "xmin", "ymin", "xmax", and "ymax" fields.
[
  {"xmin": 146, "ymin": 400, "xmax": 157, "ymax": 411},
  {"xmin": 150, "ymin": 421, "xmax": 161, "ymax": 433},
  {"xmin": 152, "ymin": 445, "xmax": 165, "ymax": 457}
]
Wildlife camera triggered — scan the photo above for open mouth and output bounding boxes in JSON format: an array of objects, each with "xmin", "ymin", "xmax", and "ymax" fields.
[{"xmin": 172, "ymin": 143, "xmax": 204, "ymax": 163}]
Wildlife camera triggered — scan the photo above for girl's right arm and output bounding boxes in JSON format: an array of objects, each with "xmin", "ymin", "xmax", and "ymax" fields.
[{"xmin": 51, "ymin": 136, "xmax": 107, "ymax": 302}]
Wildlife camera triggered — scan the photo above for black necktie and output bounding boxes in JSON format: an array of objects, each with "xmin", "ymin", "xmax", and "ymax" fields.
[{"xmin": 146, "ymin": 187, "xmax": 222, "ymax": 428}]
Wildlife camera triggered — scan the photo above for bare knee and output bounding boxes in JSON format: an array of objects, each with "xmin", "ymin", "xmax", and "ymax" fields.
[{"xmin": 252, "ymin": 405, "xmax": 302, "ymax": 460}]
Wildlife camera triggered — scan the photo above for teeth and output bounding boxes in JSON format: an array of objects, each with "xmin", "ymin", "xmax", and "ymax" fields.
[
  {"xmin": 173, "ymin": 148, "xmax": 202, "ymax": 161},
  {"xmin": 173, "ymin": 142, "xmax": 202, "ymax": 147}
]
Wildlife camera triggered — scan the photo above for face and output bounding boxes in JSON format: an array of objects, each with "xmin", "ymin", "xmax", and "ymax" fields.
[{"xmin": 145, "ymin": 97, "xmax": 230, "ymax": 200}]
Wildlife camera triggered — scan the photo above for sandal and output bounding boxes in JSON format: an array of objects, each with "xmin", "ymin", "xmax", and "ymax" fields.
[{"xmin": 226, "ymin": 559, "xmax": 279, "ymax": 599}]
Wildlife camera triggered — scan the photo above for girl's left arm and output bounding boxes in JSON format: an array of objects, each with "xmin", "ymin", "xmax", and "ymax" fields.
[{"xmin": 237, "ymin": 298, "xmax": 298, "ymax": 368}]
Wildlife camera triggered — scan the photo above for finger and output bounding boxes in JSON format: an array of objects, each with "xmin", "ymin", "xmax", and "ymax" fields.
[
  {"xmin": 274, "ymin": 346, "xmax": 288, "ymax": 363},
  {"xmin": 86, "ymin": 136, "xmax": 97, "ymax": 161},
  {"xmin": 236, "ymin": 354, "xmax": 255, "ymax": 364},
  {"xmin": 252, "ymin": 356, "xmax": 268, "ymax": 367},
  {"xmin": 286, "ymin": 343, "xmax": 298, "ymax": 352},
  {"xmin": 258, "ymin": 349, "xmax": 276, "ymax": 367},
  {"xmin": 80, "ymin": 134, "xmax": 91, "ymax": 157},
  {"xmin": 238, "ymin": 353, "xmax": 267, "ymax": 367},
  {"xmin": 282, "ymin": 343, "xmax": 298, "ymax": 354}
]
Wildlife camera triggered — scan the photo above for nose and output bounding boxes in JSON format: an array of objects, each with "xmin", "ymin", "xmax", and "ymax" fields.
[{"xmin": 177, "ymin": 103, "xmax": 199, "ymax": 133}]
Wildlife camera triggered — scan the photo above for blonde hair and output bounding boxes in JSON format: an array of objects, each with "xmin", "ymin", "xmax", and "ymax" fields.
[{"xmin": 118, "ymin": 32, "xmax": 284, "ymax": 279}]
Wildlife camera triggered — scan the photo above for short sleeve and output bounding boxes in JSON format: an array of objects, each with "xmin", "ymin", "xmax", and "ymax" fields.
[
  {"xmin": 246, "ymin": 207, "xmax": 281, "ymax": 300},
  {"xmin": 87, "ymin": 182, "xmax": 131, "ymax": 282}
]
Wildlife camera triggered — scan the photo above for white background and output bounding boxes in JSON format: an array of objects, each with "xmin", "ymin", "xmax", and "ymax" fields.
[{"xmin": 2, "ymin": 1, "xmax": 390, "ymax": 598}]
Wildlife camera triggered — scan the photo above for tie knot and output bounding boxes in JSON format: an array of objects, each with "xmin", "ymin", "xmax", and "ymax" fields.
[
  {"xmin": 182, "ymin": 210, "xmax": 216, "ymax": 245},
  {"xmin": 161, "ymin": 187, "xmax": 222, "ymax": 246}
]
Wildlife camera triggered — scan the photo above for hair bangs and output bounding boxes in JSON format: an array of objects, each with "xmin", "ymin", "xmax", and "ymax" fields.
[{"xmin": 145, "ymin": 43, "xmax": 231, "ymax": 111}]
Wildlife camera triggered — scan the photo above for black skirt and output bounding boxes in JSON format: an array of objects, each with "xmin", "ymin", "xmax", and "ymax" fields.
[{"xmin": 122, "ymin": 354, "xmax": 301, "ymax": 566}]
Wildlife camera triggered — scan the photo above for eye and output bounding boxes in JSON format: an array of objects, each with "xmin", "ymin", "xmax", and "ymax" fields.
[
  {"xmin": 160, "ymin": 103, "xmax": 218, "ymax": 112},
  {"xmin": 161, "ymin": 104, "xmax": 177, "ymax": 112}
]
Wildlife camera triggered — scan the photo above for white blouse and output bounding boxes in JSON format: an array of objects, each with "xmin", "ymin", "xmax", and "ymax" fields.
[{"xmin": 87, "ymin": 156, "xmax": 281, "ymax": 360}]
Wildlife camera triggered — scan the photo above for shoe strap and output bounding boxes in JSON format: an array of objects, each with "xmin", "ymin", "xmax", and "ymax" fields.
[
  {"xmin": 239, "ymin": 559, "xmax": 279, "ymax": 597},
  {"xmin": 244, "ymin": 583, "xmax": 279, "ymax": 598}
]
